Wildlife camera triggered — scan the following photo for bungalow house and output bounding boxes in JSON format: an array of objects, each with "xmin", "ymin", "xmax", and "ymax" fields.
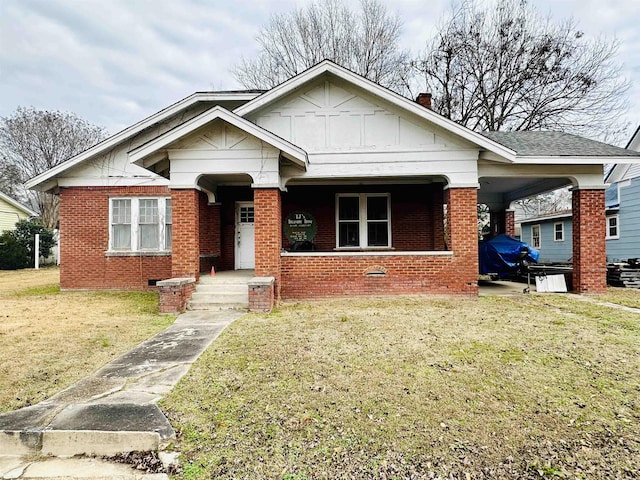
[
  {"xmin": 0, "ymin": 191, "xmax": 36, "ymax": 232},
  {"xmin": 25, "ymin": 61, "xmax": 640, "ymax": 311}
]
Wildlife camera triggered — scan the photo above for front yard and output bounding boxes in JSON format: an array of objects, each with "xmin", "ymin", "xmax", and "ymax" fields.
[
  {"xmin": 162, "ymin": 293, "xmax": 640, "ymax": 479},
  {"xmin": 0, "ymin": 268, "xmax": 174, "ymax": 413}
]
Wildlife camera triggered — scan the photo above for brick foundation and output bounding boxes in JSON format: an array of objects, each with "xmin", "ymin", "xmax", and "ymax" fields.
[
  {"xmin": 572, "ymin": 189, "xmax": 606, "ymax": 294},
  {"xmin": 58, "ymin": 186, "xmax": 171, "ymax": 290},
  {"xmin": 157, "ymin": 277, "xmax": 196, "ymax": 314}
]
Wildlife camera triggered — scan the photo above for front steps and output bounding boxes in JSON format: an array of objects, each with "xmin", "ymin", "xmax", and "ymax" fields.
[{"xmin": 187, "ymin": 270, "xmax": 254, "ymax": 311}]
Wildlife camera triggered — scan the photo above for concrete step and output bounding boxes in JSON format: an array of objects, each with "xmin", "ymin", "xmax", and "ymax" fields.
[
  {"xmin": 193, "ymin": 284, "xmax": 247, "ymax": 294},
  {"xmin": 189, "ymin": 292, "xmax": 248, "ymax": 303},
  {"xmin": 187, "ymin": 301, "xmax": 248, "ymax": 311}
]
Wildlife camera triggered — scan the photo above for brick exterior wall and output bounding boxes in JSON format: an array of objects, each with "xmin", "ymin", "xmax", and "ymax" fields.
[
  {"xmin": 572, "ymin": 189, "xmax": 606, "ymax": 293},
  {"xmin": 254, "ymin": 189, "xmax": 282, "ymax": 296},
  {"xmin": 280, "ymin": 187, "xmax": 479, "ymax": 299},
  {"xmin": 505, "ymin": 210, "xmax": 515, "ymax": 237},
  {"xmin": 198, "ymin": 195, "xmax": 220, "ymax": 273},
  {"xmin": 58, "ymin": 186, "xmax": 171, "ymax": 290},
  {"xmin": 171, "ymin": 189, "xmax": 200, "ymax": 279}
]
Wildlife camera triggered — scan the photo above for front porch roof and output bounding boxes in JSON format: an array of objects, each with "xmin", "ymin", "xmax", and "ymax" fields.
[{"xmin": 128, "ymin": 106, "xmax": 308, "ymax": 170}]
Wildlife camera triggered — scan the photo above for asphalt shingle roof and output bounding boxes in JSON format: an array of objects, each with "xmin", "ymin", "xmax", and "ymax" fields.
[{"xmin": 481, "ymin": 131, "xmax": 640, "ymax": 157}]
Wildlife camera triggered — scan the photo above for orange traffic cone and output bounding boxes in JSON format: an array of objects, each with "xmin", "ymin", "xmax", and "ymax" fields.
[{"xmin": 211, "ymin": 266, "xmax": 216, "ymax": 276}]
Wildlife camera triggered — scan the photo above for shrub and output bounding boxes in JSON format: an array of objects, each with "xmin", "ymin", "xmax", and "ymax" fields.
[{"xmin": 0, "ymin": 219, "xmax": 55, "ymax": 270}]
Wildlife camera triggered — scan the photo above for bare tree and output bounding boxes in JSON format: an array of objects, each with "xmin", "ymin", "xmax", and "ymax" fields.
[
  {"xmin": 233, "ymin": 0, "xmax": 412, "ymax": 94},
  {"xmin": 0, "ymin": 107, "xmax": 106, "ymax": 229},
  {"xmin": 513, "ymin": 188, "xmax": 572, "ymax": 219},
  {"xmin": 417, "ymin": 0, "xmax": 630, "ymax": 142}
]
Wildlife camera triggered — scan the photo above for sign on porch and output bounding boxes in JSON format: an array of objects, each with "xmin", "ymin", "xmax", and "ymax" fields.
[{"xmin": 284, "ymin": 211, "xmax": 317, "ymax": 243}]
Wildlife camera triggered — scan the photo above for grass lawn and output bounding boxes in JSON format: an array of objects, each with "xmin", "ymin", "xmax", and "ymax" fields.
[
  {"xmin": 0, "ymin": 268, "xmax": 174, "ymax": 413},
  {"xmin": 162, "ymin": 292, "xmax": 640, "ymax": 479}
]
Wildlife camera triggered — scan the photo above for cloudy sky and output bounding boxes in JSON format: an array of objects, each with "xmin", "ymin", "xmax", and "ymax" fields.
[{"xmin": 1, "ymin": 0, "xmax": 638, "ymax": 145}]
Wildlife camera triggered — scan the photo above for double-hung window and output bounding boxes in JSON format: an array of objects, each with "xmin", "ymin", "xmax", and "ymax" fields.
[
  {"xmin": 606, "ymin": 214, "xmax": 619, "ymax": 239},
  {"xmin": 336, "ymin": 193, "xmax": 391, "ymax": 248},
  {"xmin": 553, "ymin": 222, "xmax": 564, "ymax": 242},
  {"xmin": 109, "ymin": 197, "xmax": 172, "ymax": 252},
  {"xmin": 531, "ymin": 224, "xmax": 541, "ymax": 248}
]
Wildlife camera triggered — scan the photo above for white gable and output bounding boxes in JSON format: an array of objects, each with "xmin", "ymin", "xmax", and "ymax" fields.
[{"xmin": 250, "ymin": 77, "xmax": 473, "ymax": 154}]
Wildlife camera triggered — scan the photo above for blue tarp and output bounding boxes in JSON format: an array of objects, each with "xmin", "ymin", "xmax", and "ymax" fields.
[{"xmin": 479, "ymin": 234, "xmax": 540, "ymax": 278}]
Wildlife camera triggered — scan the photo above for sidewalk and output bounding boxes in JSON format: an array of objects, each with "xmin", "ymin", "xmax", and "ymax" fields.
[{"xmin": 0, "ymin": 309, "xmax": 243, "ymax": 476}]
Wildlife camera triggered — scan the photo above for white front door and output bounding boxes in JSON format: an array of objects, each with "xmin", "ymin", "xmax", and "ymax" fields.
[{"xmin": 235, "ymin": 202, "xmax": 255, "ymax": 270}]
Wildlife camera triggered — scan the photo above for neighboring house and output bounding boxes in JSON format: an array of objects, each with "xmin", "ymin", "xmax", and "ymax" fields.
[
  {"xmin": 25, "ymin": 61, "xmax": 640, "ymax": 310},
  {"xmin": 0, "ymin": 191, "xmax": 36, "ymax": 232},
  {"xmin": 520, "ymin": 211, "xmax": 572, "ymax": 263},
  {"xmin": 604, "ymin": 126, "xmax": 640, "ymax": 262}
]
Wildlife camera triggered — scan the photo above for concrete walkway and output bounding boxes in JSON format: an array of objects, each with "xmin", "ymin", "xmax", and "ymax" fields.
[{"xmin": 0, "ymin": 309, "xmax": 243, "ymax": 477}]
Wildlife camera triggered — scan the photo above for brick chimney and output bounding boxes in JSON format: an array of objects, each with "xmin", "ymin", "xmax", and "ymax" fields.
[{"xmin": 416, "ymin": 93, "xmax": 432, "ymax": 110}]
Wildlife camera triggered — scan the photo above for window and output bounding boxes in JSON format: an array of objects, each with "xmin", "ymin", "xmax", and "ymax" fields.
[
  {"xmin": 553, "ymin": 222, "xmax": 564, "ymax": 242},
  {"xmin": 336, "ymin": 194, "xmax": 390, "ymax": 248},
  {"xmin": 109, "ymin": 197, "xmax": 172, "ymax": 252},
  {"xmin": 531, "ymin": 224, "xmax": 541, "ymax": 248},
  {"xmin": 606, "ymin": 214, "xmax": 619, "ymax": 239}
]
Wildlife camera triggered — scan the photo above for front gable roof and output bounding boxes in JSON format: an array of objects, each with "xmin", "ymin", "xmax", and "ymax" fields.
[
  {"xmin": 605, "ymin": 125, "xmax": 640, "ymax": 183},
  {"xmin": 129, "ymin": 106, "xmax": 308, "ymax": 169},
  {"xmin": 234, "ymin": 60, "xmax": 517, "ymax": 161},
  {"xmin": 25, "ymin": 91, "xmax": 261, "ymax": 191}
]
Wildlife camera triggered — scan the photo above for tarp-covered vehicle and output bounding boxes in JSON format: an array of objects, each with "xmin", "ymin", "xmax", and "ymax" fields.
[{"xmin": 479, "ymin": 234, "xmax": 539, "ymax": 279}]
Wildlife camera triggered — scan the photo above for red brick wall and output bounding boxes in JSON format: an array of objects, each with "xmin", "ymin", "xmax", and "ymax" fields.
[
  {"xmin": 280, "ymin": 187, "xmax": 479, "ymax": 299},
  {"xmin": 572, "ymin": 189, "xmax": 606, "ymax": 293},
  {"xmin": 254, "ymin": 189, "xmax": 282, "ymax": 292},
  {"xmin": 505, "ymin": 210, "xmax": 515, "ymax": 237},
  {"xmin": 171, "ymin": 189, "xmax": 200, "ymax": 279},
  {"xmin": 198, "ymin": 194, "xmax": 220, "ymax": 273},
  {"xmin": 58, "ymin": 186, "xmax": 171, "ymax": 290}
]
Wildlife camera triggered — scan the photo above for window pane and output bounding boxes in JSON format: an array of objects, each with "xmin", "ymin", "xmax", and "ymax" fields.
[
  {"xmin": 367, "ymin": 222, "xmax": 389, "ymax": 246},
  {"xmin": 165, "ymin": 199, "xmax": 172, "ymax": 224},
  {"xmin": 112, "ymin": 224, "xmax": 131, "ymax": 249},
  {"xmin": 240, "ymin": 206, "xmax": 254, "ymax": 223},
  {"xmin": 338, "ymin": 196, "xmax": 359, "ymax": 220},
  {"xmin": 367, "ymin": 196, "xmax": 388, "ymax": 220},
  {"xmin": 112, "ymin": 199, "xmax": 131, "ymax": 224},
  {"xmin": 165, "ymin": 225, "xmax": 172, "ymax": 249},
  {"xmin": 339, "ymin": 222, "xmax": 359, "ymax": 247},
  {"xmin": 139, "ymin": 224, "xmax": 159, "ymax": 249},
  {"xmin": 139, "ymin": 199, "xmax": 158, "ymax": 224}
]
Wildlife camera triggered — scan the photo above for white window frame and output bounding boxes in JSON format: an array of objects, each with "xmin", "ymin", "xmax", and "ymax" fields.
[
  {"xmin": 109, "ymin": 197, "xmax": 172, "ymax": 252},
  {"xmin": 335, "ymin": 193, "xmax": 391, "ymax": 249},
  {"xmin": 553, "ymin": 222, "xmax": 564, "ymax": 242},
  {"xmin": 531, "ymin": 224, "xmax": 541, "ymax": 248},
  {"xmin": 606, "ymin": 214, "xmax": 619, "ymax": 240}
]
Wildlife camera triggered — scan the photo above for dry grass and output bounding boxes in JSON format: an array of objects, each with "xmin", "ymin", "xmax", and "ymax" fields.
[
  {"xmin": 162, "ymin": 292, "xmax": 640, "ymax": 479},
  {"xmin": 0, "ymin": 268, "xmax": 174, "ymax": 413},
  {"xmin": 596, "ymin": 287, "xmax": 640, "ymax": 309}
]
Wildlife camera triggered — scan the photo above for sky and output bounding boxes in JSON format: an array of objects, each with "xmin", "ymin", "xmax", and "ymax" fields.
[{"xmin": 1, "ymin": 0, "xmax": 638, "ymax": 145}]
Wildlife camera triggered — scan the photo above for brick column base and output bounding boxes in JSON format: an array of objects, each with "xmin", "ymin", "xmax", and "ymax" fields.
[
  {"xmin": 572, "ymin": 189, "xmax": 606, "ymax": 294},
  {"xmin": 505, "ymin": 209, "xmax": 515, "ymax": 237},
  {"xmin": 248, "ymin": 276, "xmax": 275, "ymax": 313},
  {"xmin": 157, "ymin": 277, "xmax": 196, "ymax": 314}
]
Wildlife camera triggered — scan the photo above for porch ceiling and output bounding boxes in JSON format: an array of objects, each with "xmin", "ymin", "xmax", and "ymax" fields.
[{"xmin": 478, "ymin": 176, "xmax": 572, "ymax": 209}]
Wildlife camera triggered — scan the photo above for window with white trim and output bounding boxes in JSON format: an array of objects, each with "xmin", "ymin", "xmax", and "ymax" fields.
[
  {"xmin": 109, "ymin": 197, "xmax": 172, "ymax": 252},
  {"xmin": 606, "ymin": 214, "xmax": 619, "ymax": 239},
  {"xmin": 553, "ymin": 222, "xmax": 564, "ymax": 242},
  {"xmin": 336, "ymin": 193, "xmax": 391, "ymax": 248},
  {"xmin": 531, "ymin": 224, "xmax": 541, "ymax": 248}
]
